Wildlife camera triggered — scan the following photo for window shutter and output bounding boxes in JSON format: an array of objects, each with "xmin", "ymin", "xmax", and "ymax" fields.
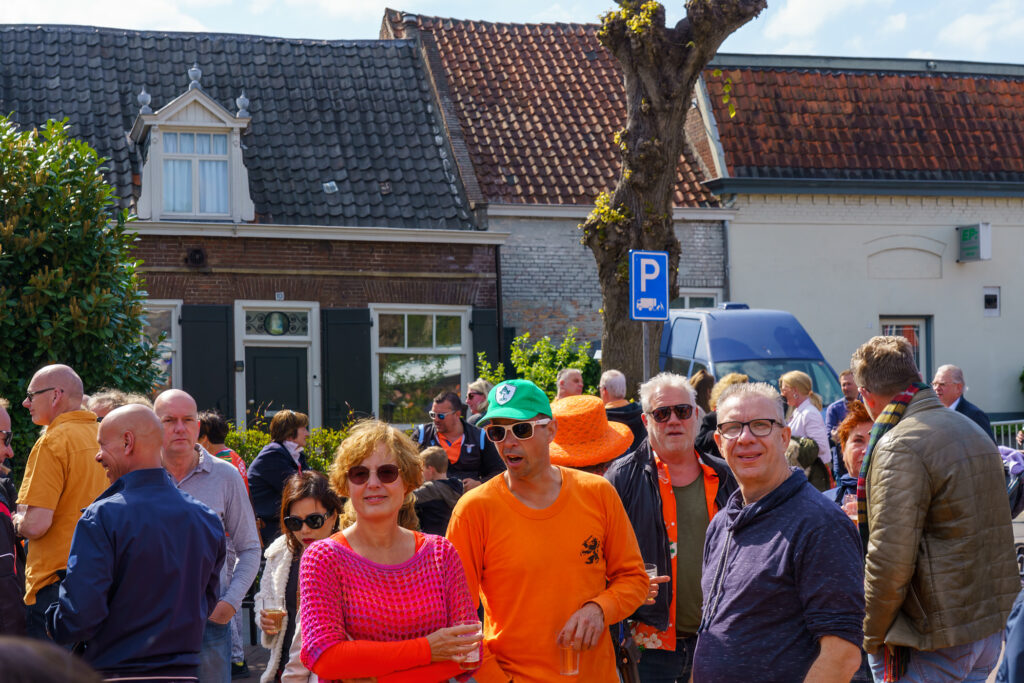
[
  {"xmin": 180, "ymin": 305, "xmax": 234, "ymax": 416},
  {"xmin": 322, "ymin": 308, "xmax": 373, "ymax": 426},
  {"xmin": 471, "ymin": 308, "xmax": 501, "ymax": 371}
]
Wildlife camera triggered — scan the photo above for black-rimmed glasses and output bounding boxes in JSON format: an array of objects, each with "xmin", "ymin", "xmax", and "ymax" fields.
[
  {"xmin": 716, "ymin": 419, "xmax": 784, "ymax": 439},
  {"xmin": 0, "ymin": 431, "xmax": 10, "ymax": 447},
  {"xmin": 25, "ymin": 387, "xmax": 57, "ymax": 402}
]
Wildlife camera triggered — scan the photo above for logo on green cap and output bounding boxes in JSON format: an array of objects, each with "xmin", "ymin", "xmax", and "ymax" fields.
[{"xmin": 495, "ymin": 383, "xmax": 516, "ymax": 405}]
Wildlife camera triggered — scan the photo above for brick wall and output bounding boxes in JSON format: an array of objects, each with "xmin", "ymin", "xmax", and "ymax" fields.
[
  {"xmin": 491, "ymin": 215, "xmax": 725, "ymax": 341},
  {"xmin": 134, "ymin": 234, "xmax": 498, "ymax": 307}
]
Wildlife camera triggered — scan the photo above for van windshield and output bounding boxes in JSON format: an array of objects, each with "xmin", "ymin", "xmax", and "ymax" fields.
[{"xmin": 713, "ymin": 359, "xmax": 843, "ymax": 407}]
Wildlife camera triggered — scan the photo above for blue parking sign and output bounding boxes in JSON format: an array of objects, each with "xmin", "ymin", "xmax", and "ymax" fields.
[{"xmin": 629, "ymin": 250, "xmax": 669, "ymax": 321}]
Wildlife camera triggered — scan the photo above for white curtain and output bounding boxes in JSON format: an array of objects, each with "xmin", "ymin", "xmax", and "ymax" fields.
[
  {"xmin": 163, "ymin": 159, "xmax": 192, "ymax": 212},
  {"xmin": 199, "ymin": 160, "xmax": 228, "ymax": 214}
]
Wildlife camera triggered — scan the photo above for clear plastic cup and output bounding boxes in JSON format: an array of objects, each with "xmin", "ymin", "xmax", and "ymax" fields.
[{"xmin": 559, "ymin": 644, "xmax": 579, "ymax": 676}]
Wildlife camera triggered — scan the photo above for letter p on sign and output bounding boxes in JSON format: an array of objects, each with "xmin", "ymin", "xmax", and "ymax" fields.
[{"xmin": 629, "ymin": 250, "xmax": 669, "ymax": 321}]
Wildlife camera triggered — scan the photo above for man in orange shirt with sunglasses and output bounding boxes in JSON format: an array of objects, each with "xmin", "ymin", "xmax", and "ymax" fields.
[{"xmin": 447, "ymin": 379, "xmax": 648, "ymax": 683}]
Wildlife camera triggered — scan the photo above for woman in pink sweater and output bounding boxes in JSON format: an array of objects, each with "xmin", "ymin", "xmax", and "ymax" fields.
[{"xmin": 299, "ymin": 419, "xmax": 481, "ymax": 682}]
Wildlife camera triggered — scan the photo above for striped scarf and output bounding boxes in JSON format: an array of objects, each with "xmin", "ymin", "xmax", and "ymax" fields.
[{"xmin": 856, "ymin": 380, "xmax": 927, "ymax": 682}]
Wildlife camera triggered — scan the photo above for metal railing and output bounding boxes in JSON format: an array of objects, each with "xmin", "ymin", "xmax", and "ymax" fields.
[{"xmin": 993, "ymin": 420, "xmax": 1024, "ymax": 449}]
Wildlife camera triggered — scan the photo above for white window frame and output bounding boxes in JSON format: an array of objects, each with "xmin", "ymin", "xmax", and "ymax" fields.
[
  {"xmin": 670, "ymin": 288, "xmax": 723, "ymax": 309},
  {"xmin": 143, "ymin": 299, "xmax": 183, "ymax": 390},
  {"xmin": 160, "ymin": 129, "xmax": 231, "ymax": 218},
  {"xmin": 369, "ymin": 303, "xmax": 473, "ymax": 429},
  {"xmin": 880, "ymin": 316, "xmax": 931, "ymax": 379},
  {"xmin": 233, "ymin": 300, "xmax": 322, "ymax": 429}
]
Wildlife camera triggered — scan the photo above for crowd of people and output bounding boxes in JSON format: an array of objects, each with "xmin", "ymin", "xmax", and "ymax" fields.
[{"xmin": 0, "ymin": 336, "xmax": 1020, "ymax": 683}]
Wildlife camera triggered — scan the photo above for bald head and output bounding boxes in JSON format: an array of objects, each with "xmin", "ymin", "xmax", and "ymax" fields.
[
  {"xmin": 95, "ymin": 405, "xmax": 165, "ymax": 482},
  {"xmin": 24, "ymin": 364, "xmax": 85, "ymax": 426},
  {"xmin": 153, "ymin": 389, "xmax": 200, "ymax": 462}
]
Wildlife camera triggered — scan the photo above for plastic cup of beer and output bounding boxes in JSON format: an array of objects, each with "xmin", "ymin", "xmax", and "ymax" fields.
[
  {"xmin": 264, "ymin": 605, "xmax": 286, "ymax": 635},
  {"xmin": 559, "ymin": 644, "xmax": 580, "ymax": 676},
  {"xmin": 644, "ymin": 563, "xmax": 658, "ymax": 579},
  {"xmin": 842, "ymin": 494, "xmax": 858, "ymax": 523},
  {"xmin": 456, "ymin": 619, "xmax": 482, "ymax": 670}
]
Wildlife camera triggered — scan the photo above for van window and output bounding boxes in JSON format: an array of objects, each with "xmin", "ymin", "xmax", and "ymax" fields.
[
  {"xmin": 713, "ymin": 359, "xmax": 842, "ymax": 406},
  {"xmin": 670, "ymin": 318, "xmax": 701, "ymax": 359}
]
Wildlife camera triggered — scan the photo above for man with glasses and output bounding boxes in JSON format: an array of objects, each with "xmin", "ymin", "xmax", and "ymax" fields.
[
  {"xmin": 0, "ymin": 397, "xmax": 26, "ymax": 636},
  {"xmin": 691, "ymin": 382, "xmax": 863, "ymax": 683},
  {"xmin": 604, "ymin": 372, "xmax": 736, "ymax": 682},
  {"xmin": 154, "ymin": 389, "xmax": 260, "ymax": 683},
  {"xmin": 13, "ymin": 364, "xmax": 107, "ymax": 640},
  {"xmin": 931, "ymin": 364, "xmax": 996, "ymax": 443},
  {"xmin": 414, "ymin": 390, "xmax": 504, "ymax": 492},
  {"xmin": 45, "ymin": 404, "xmax": 225, "ymax": 681},
  {"xmin": 447, "ymin": 379, "xmax": 648, "ymax": 682}
]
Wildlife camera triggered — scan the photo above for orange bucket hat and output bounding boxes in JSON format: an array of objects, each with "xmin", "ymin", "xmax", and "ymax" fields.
[{"xmin": 550, "ymin": 395, "xmax": 633, "ymax": 467}]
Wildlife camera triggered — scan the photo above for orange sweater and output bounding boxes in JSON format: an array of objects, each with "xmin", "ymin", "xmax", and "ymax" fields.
[{"xmin": 446, "ymin": 467, "xmax": 648, "ymax": 683}]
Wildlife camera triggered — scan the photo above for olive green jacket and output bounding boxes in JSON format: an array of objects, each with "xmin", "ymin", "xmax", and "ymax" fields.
[{"xmin": 863, "ymin": 389, "xmax": 1018, "ymax": 654}]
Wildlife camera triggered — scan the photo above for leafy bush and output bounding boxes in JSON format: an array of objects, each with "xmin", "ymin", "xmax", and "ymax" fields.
[
  {"xmin": 226, "ymin": 424, "xmax": 352, "ymax": 475},
  {"xmin": 0, "ymin": 116, "xmax": 160, "ymax": 484},
  {"xmin": 477, "ymin": 327, "xmax": 600, "ymax": 400}
]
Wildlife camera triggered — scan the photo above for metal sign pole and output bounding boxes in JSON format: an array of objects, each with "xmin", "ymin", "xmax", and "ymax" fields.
[{"xmin": 642, "ymin": 321, "xmax": 650, "ymax": 382}]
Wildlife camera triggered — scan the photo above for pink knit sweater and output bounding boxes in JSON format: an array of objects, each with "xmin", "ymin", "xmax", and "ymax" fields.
[{"xmin": 299, "ymin": 532, "xmax": 477, "ymax": 681}]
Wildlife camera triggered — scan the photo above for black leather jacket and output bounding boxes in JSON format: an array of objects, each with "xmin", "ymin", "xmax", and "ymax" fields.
[{"xmin": 604, "ymin": 438, "xmax": 737, "ymax": 630}]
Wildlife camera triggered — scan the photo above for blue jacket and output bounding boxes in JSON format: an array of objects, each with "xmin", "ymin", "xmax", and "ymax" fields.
[
  {"xmin": 47, "ymin": 468, "xmax": 225, "ymax": 676},
  {"xmin": 248, "ymin": 442, "xmax": 309, "ymax": 544},
  {"xmin": 955, "ymin": 397, "xmax": 996, "ymax": 443}
]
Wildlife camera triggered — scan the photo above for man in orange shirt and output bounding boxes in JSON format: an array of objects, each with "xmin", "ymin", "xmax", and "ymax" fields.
[
  {"xmin": 13, "ymin": 364, "xmax": 107, "ymax": 640},
  {"xmin": 447, "ymin": 379, "xmax": 648, "ymax": 683}
]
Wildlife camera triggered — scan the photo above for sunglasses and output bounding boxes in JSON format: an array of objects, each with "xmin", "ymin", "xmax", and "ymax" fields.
[
  {"xmin": 648, "ymin": 404, "xmax": 694, "ymax": 423},
  {"xmin": 429, "ymin": 411, "xmax": 451, "ymax": 420},
  {"xmin": 283, "ymin": 513, "xmax": 327, "ymax": 532},
  {"xmin": 347, "ymin": 463, "xmax": 401, "ymax": 485},
  {"xmin": 0, "ymin": 430, "xmax": 10, "ymax": 447},
  {"xmin": 484, "ymin": 418, "xmax": 552, "ymax": 443}
]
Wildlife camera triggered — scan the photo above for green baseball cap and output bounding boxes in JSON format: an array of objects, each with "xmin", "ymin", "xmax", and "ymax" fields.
[{"xmin": 478, "ymin": 379, "xmax": 552, "ymax": 426}]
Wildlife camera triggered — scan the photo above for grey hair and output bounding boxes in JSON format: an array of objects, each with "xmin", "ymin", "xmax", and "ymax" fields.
[
  {"xmin": 639, "ymin": 372, "xmax": 697, "ymax": 413},
  {"xmin": 599, "ymin": 370, "xmax": 627, "ymax": 400},
  {"xmin": 935, "ymin": 364, "xmax": 964, "ymax": 384},
  {"xmin": 716, "ymin": 382, "xmax": 786, "ymax": 422},
  {"xmin": 557, "ymin": 368, "xmax": 582, "ymax": 382}
]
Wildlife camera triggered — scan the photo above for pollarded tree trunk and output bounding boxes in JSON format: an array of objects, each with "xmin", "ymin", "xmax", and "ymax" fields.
[{"xmin": 581, "ymin": 0, "xmax": 766, "ymax": 393}]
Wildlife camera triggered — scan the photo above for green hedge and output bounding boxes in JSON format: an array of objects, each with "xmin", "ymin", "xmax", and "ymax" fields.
[{"xmin": 225, "ymin": 424, "xmax": 351, "ymax": 475}]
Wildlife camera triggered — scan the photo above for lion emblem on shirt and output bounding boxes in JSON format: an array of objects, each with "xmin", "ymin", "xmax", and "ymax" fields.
[{"xmin": 580, "ymin": 535, "xmax": 601, "ymax": 564}]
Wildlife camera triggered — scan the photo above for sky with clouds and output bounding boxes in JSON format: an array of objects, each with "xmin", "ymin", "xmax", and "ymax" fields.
[{"xmin": 4, "ymin": 0, "xmax": 1024, "ymax": 64}]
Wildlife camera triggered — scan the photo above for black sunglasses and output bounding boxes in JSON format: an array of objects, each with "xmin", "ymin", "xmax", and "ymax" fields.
[
  {"xmin": 0, "ymin": 430, "xmax": 10, "ymax": 447},
  {"xmin": 648, "ymin": 404, "xmax": 694, "ymax": 423},
  {"xmin": 347, "ymin": 464, "xmax": 401, "ymax": 485},
  {"xmin": 484, "ymin": 418, "xmax": 552, "ymax": 443},
  {"xmin": 283, "ymin": 513, "xmax": 327, "ymax": 532}
]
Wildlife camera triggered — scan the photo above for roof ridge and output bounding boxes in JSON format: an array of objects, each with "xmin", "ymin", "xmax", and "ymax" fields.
[
  {"xmin": 0, "ymin": 23, "xmax": 416, "ymax": 48},
  {"xmin": 409, "ymin": 13, "xmax": 601, "ymax": 32},
  {"xmin": 711, "ymin": 53, "xmax": 1024, "ymax": 78}
]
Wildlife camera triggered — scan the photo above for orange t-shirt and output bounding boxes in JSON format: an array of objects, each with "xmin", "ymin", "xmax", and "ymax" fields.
[
  {"xmin": 446, "ymin": 467, "xmax": 648, "ymax": 683},
  {"xmin": 18, "ymin": 410, "xmax": 108, "ymax": 604}
]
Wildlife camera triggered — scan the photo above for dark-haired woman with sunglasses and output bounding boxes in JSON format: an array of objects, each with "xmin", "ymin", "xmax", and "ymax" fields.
[
  {"xmin": 254, "ymin": 471, "xmax": 341, "ymax": 682},
  {"xmin": 299, "ymin": 419, "xmax": 481, "ymax": 683}
]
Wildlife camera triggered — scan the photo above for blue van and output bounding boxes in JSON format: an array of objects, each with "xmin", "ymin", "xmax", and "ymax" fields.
[{"xmin": 657, "ymin": 304, "xmax": 842, "ymax": 405}]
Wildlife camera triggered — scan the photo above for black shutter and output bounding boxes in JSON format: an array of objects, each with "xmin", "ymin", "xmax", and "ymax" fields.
[
  {"xmin": 180, "ymin": 305, "xmax": 234, "ymax": 416},
  {"xmin": 322, "ymin": 308, "xmax": 373, "ymax": 426},
  {"xmin": 471, "ymin": 308, "xmax": 500, "ymax": 372}
]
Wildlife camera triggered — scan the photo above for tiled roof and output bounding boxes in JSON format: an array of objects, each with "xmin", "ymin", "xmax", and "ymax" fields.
[
  {"xmin": 703, "ymin": 58, "xmax": 1024, "ymax": 183},
  {"xmin": 384, "ymin": 11, "xmax": 717, "ymax": 207},
  {"xmin": 0, "ymin": 25, "xmax": 475, "ymax": 228}
]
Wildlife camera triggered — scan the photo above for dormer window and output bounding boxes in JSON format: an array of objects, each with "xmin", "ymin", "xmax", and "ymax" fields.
[
  {"xmin": 131, "ymin": 65, "xmax": 255, "ymax": 222},
  {"xmin": 162, "ymin": 131, "xmax": 229, "ymax": 215}
]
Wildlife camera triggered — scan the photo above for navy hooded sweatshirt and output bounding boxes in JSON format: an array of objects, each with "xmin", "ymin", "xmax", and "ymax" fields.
[{"xmin": 693, "ymin": 469, "xmax": 864, "ymax": 682}]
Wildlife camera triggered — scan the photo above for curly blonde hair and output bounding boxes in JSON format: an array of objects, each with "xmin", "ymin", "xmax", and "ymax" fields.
[{"xmin": 329, "ymin": 419, "xmax": 422, "ymax": 531}]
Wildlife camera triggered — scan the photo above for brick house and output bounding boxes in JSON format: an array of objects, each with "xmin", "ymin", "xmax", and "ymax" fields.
[
  {"xmin": 697, "ymin": 54, "xmax": 1024, "ymax": 416},
  {"xmin": 0, "ymin": 25, "xmax": 506, "ymax": 427},
  {"xmin": 382, "ymin": 11, "xmax": 735, "ymax": 344}
]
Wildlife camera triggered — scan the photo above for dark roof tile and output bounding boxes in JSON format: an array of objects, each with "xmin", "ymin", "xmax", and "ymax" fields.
[{"xmin": 0, "ymin": 24, "xmax": 476, "ymax": 229}]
